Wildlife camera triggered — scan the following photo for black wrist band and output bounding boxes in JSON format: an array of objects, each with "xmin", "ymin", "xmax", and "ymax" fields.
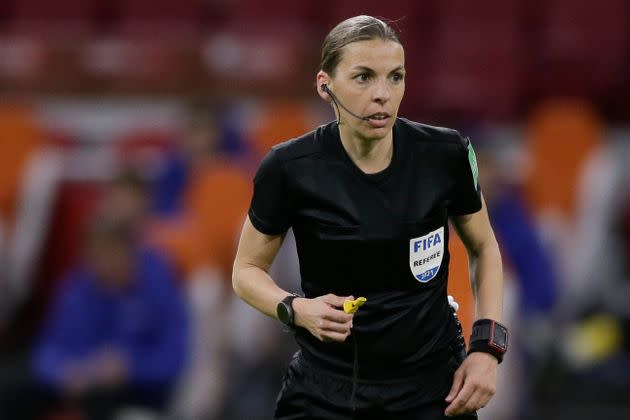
[
  {"xmin": 468, "ymin": 319, "xmax": 509, "ymax": 364},
  {"xmin": 468, "ymin": 340, "xmax": 504, "ymax": 363}
]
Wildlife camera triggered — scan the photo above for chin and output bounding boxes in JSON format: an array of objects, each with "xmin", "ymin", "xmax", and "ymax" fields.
[
  {"xmin": 362, "ymin": 123, "xmax": 393, "ymax": 140},
  {"xmin": 358, "ymin": 131, "xmax": 387, "ymax": 142}
]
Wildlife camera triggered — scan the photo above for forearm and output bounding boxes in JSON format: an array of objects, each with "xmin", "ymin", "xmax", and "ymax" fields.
[
  {"xmin": 232, "ymin": 263, "xmax": 291, "ymax": 319},
  {"xmin": 469, "ymin": 240, "xmax": 503, "ymax": 321}
]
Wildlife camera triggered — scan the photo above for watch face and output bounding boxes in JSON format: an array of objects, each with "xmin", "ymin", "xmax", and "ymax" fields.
[
  {"xmin": 277, "ymin": 302, "xmax": 289, "ymax": 325},
  {"xmin": 491, "ymin": 324, "xmax": 508, "ymax": 351}
]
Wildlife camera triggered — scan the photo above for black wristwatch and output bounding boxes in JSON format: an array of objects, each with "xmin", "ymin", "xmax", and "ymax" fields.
[
  {"xmin": 468, "ymin": 319, "xmax": 509, "ymax": 363},
  {"xmin": 277, "ymin": 294, "xmax": 300, "ymax": 328}
]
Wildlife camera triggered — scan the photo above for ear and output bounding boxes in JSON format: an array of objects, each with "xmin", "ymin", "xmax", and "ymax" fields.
[{"xmin": 316, "ymin": 71, "xmax": 332, "ymax": 102}]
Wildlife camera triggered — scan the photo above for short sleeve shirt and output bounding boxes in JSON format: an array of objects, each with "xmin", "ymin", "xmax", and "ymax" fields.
[{"xmin": 248, "ymin": 118, "xmax": 482, "ymax": 379}]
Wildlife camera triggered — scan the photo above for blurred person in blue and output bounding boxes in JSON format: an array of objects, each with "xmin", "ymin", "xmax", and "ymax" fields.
[
  {"xmin": 474, "ymin": 140, "xmax": 557, "ymax": 319},
  {"xmin": 150, "ymin": 101, "xmax": 247, "ymax": 218},
  {"xmin": 472, "ymin": 139, "xmax": 558, "ymax": 420},
  {"xmin": 151, "ymin": 103, "xmax": 218, "ymax": 218},
  {"xmin": 0, "ymin": 215, "xmax": 189, "ymax": 420},
  {"xmin": 105, "ymin": 169, "xmax": 152, "ymax": 237},
  {"xmin": 103, "ymin": 168, "xmax": 231, "ymax": 420}
]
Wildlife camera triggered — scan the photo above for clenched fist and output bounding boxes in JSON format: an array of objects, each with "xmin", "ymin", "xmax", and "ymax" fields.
[{"xmin": 293, "ymin": 294, "xmax": 355, "ymax": 342}]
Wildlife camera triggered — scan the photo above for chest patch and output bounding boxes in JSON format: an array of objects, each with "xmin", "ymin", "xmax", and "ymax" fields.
[{"xmin": 409, "ymin": 227, "xmax": 444, "ymax": 283}]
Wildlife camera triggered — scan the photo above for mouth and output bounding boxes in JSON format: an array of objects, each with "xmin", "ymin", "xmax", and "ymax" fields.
[
  {"xmin": 366, "ymin": 112, "xmax": 390, "ymax": 120},
  {"xmin": 365, "ymin": 112, "xmax": 391, "ymax": 128}
]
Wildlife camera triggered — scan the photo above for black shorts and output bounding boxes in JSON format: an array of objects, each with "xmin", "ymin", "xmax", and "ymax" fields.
[{"xmin": 274, "ymin": 349, "xmax": 478, "ymax": 420}]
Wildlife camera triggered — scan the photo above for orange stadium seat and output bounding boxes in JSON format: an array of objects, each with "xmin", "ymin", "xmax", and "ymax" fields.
[
  {"xmin": 0, "ymin": 102, "xmax": 43, "ymax": 222},
  {"xmin": 150, "ymin": 159, "xmax": 251, "ymax": 279},
  {"xmin": 447, "ymin": 230, "xmax": 475, "ymax": 344},
  {"xmin": 186, "ymin": 160, "xmax": 252, "ymax": 276},
  {"xmin": 524, "ymin": 99, "xmax": 603, "ymax": 218},
  {"xmin": 248, "ymin": 99, "xmax": 313, "ymax": 160}
]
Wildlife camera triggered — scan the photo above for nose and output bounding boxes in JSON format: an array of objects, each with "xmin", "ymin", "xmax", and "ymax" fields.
[{"xmin": 371, "ymin": 79, "xmax": 391, "ymax": 105}]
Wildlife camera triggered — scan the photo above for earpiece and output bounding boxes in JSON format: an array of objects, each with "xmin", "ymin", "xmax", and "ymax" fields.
[{"xmin": 319, "ymin": 83, "xmax": 370, "ymax": 121}]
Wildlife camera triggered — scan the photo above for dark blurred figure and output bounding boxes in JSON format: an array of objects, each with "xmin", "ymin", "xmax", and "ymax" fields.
[
  {"xmin": 151, "ymin": 102, "xmax": 220, "ymax": 218},
  {"xmin": 148, "ymin": 101, "xmax": 250, "ymax": 218},
  {"xmin": 474, "ymin": 139, "xmax": 558, "ymax": 420},
  {"xmin": 104, "ymin": 170, "xmax": 151, "ymax": 233},
  {"xmin": 0, "ymin": 216, "xmax": 189, "ymax": 420}
]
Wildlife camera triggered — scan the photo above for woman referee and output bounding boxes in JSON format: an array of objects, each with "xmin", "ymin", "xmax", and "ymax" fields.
[{"xmin": 232, "ymin": 15, "xmax": 507, "ymax": 419}]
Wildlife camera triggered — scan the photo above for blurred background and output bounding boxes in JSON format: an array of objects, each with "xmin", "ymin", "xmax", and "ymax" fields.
[{"xmin": 0, "ymin": 0, "xmax": 629, "ymax": 419}]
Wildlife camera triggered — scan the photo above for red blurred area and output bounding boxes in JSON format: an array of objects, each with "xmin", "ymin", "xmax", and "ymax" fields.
[{"xmin": 0, "ymin": 0, "xmax": 627, "ymax": 119}]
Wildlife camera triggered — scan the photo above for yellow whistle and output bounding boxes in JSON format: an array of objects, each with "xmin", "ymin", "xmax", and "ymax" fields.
[{"xmin": 343, "ymin": 297, "xmax": 367, "ymax": 314}]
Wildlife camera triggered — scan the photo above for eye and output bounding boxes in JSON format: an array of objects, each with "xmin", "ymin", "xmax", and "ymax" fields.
[
  {"xmin": 391, "ymin": 72, "xmax": 405, "ymax": 83},
  {"xmin": 354, "ymin": 73, "xmax": 371, "ymax": 82}
]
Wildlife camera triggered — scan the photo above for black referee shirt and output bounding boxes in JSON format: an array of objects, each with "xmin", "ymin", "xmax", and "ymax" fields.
[{"xmin": 249, "ymin": 118, "xmax": 482, "ymax": 380}]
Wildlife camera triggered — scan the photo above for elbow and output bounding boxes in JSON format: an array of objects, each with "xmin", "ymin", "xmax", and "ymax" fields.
[
  {"xmin": 231, "ymin": 266, "xmax": 241, "ymax": 297},
  {"xmin": 231, "ymin": 262, "xmax": 247, "ymax": 299}
]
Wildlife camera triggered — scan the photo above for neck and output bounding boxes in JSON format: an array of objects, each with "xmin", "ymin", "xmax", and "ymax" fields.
[{"xmin": 338, "ymin": 124, "xmax": 394, "ymax": 174}]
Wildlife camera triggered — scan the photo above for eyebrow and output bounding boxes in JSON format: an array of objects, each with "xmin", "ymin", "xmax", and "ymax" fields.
[{"xmin": 351, "ymin": 65, "xmax": 405, "ymax": 74}]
